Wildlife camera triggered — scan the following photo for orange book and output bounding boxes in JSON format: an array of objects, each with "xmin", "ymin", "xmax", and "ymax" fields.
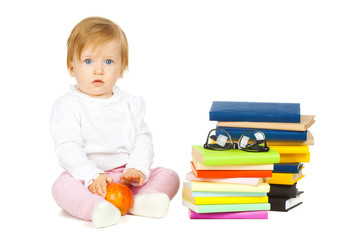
[{"xmin": 191, "ymin": 162, "xmax": 272, "ymax": 178}]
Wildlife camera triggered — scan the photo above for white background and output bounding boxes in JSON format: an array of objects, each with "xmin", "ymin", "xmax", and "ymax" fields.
[{"xmin": 1, "ymin": 0, "xmax": 359, "ymax": 239}]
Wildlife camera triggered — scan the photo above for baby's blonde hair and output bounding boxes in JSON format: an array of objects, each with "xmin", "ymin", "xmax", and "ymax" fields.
[{"xmin": 67, "ymin": 17, "xmax": 128, "ymax": 72}]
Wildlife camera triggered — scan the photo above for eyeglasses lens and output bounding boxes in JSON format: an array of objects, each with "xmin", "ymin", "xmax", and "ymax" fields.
[
  {"xmin": 239, "ymin": 131, "xmax": 266, "ymax": 152},
  {"xmin": 207, "ymin": 129, "xmax": 232, "ymax": 150}
]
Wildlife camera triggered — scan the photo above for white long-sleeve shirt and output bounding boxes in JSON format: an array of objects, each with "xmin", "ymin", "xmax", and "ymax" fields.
[{"xmin": 50, "ymin": 85, "xmax": 154, "ymax": 187}]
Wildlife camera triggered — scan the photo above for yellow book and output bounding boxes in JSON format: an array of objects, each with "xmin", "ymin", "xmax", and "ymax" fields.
[
  {"xmin": 280, "ymin": 153, "xmax": 310, "ymax": 163},
  {"xmin": 270, "ymin": 145, "xmax": 309, "ymax": 154},
  {"xmin": 188, "ymin": 181, "xmax": 270, "ymax": 192},
  {"xmin": 267, "ymin": 168, "xmax": 304, "ymax": 185},
  {"xmin": 182, "ymin": 190, "xmax": 268, "ymax": 205},
  {"xmin": 270, "ymin": 146, "xmax": 310, "ymax": 163}
]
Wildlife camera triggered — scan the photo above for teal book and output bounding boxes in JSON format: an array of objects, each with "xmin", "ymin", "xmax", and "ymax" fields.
[
  {"xmin": 192, "ymin": 145, "xmax": 280, "ymax": 166},
  {"xmin": 182, "ymin": 198, "xmax": 271, "ymax": 213}
]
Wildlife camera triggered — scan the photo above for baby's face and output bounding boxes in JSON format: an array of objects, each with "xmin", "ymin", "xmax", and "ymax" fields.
[{"xmin": 70, "ymin": 39, "xmax": 123, "ymax": 99}]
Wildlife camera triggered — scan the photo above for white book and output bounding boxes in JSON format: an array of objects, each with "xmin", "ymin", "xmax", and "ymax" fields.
[
  {"xmin": 186, "ymin": 171, "xmax": 268, "ymax": 186},
  {"xmin": 188, "ymin": 181, "xmax": 270, "ymax": 193}
]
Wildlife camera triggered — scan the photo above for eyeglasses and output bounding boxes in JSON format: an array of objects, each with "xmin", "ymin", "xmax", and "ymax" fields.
[{"xmin": 203, "ymin": 128, "xmax": 270, "ymax": 152}]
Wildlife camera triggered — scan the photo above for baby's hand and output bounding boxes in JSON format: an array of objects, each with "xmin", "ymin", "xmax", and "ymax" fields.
[
  {"xmin": 120, "ymin": 168, "xmax": 145, "ymax": 186},
  {"xmin": 88, "ymin": 173, "xmax": 113, "ymax": 197}
]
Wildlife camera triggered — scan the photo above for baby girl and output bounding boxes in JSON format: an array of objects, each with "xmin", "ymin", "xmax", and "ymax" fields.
[{"xmin": 50, "ymin": 16, "xmax": 180, "ymax": 228}]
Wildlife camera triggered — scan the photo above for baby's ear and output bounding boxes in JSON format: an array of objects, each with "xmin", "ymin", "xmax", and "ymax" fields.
[
  {"xmin": 118, "ymin": 70, "xmax": 124, "ymax": 79},
  {"xmin": 69, "ymin": 62, "xmax": 75, "ymax": 77}
]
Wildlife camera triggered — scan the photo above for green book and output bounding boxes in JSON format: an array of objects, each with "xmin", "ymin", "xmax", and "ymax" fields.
[
  {"xmin": 192, "ymin": 145, "xmax": 280, "ymax": 166},
  {"xmin": 182, "ymin": 198, "xmax": 271, "ymax": 213}
]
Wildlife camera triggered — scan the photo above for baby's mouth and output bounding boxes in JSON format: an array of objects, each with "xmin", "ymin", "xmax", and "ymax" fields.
[{"xmin": 92, "ymin": 80, "xmax": 104, "ymax": 84}]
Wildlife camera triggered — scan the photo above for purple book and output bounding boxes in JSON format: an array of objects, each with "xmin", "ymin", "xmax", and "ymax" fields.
[{"xmin": 188, "ymin": 210, "xmax": 268, "ymax": 219}]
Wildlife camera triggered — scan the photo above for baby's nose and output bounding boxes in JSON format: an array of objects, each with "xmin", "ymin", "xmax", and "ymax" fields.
[{"xmin": 93, "ymin": 62, "xmax": 104, "ymax": 75}]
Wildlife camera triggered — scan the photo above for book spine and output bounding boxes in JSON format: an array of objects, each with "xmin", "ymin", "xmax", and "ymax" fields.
[
  {"xmin": 273, "ymin": 164, "xmax": 302, "ymax": 173},
  {"xmin": 267, "ymin": 183, "xmax": 298, "ymax": 198},
  {"xmin": 190, "ymin": 181, "xmax": 270, "ymax": 192},
  {"xmin": 192, "ymin": 168, "xmax": 273, "ymax": 178},
  {"xmin": 209, "ymin": 113, "xmax": 300, "ymax": 123},
  {"xmin": 270, "ymin": 146, "xmax": 309, "ymax": 154},
  {"xmin": 209, "ymin": 101, "xmax": 301, "ymax": 123},
  {"xmin": 193, "ymin": 159, "xmax": 274, "ymax": 170},
  {"xmin": 193, "ymin": 196, "xmax": 269, "ymax": 205},
  {"xmin": 267, "ymin": 175, "xmax": 305, "ymax": 185},
  {"xmin": 188, "ymin": 210, "xmax": 268, "ymax": 219},
  {"xmin": 220, "ymin": 128, "xmax": 307, "ymax": 141},
  {"xmin": 186, "ymin": 172, "xmax": 263, "ymax": 185},
  {"xmin": 197, "ymin": 203, "xmax": 271, "ymax": 213},
  {"xmin": 202, "ymin": 152, "xmax": 280, "ymax": 165},
  {"xmin": 217, "ymin": 119, "xmax": 311, "ymax": 131}
]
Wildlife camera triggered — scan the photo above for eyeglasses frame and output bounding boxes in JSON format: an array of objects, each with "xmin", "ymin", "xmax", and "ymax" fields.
[{"xmin": 203, "ymin": 128, "xmax": 270, "ymax": 152}]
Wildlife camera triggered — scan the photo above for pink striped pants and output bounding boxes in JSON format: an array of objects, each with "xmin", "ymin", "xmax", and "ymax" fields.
[{"xmin": 52, "ymin": 166, "xmax": 180, "ymax": 221}]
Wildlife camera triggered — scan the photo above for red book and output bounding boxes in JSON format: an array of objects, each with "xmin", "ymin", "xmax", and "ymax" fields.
[{"xmin": 191, "ymin": 161, "xmax": 272, "ymax": 178}]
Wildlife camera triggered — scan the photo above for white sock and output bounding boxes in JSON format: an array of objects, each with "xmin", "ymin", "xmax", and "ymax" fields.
[
  {"xmin": 92, "ymin": 200, "xmax": 121, "ymax": 228},
  {"xmin": 129, "ymin": 193, "xmax": 170, "ymax": 218}
]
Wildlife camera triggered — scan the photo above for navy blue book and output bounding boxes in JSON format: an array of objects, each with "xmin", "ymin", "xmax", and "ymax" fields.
[
  {"xmin": 219, "ymin": 127, "xmax": 307, "ymax": 141},
  {"xmin": 273, "ymin": 163, "xmax": 304, "ymax": 173},
  {"xmin": 209, "ymin": 101, "xmax": 301, "ymax": 123}
]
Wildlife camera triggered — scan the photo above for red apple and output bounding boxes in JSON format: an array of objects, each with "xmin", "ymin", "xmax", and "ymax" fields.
[{"xmin": 105, "ymin": 183, "xmax": 133, "ymax": 215}]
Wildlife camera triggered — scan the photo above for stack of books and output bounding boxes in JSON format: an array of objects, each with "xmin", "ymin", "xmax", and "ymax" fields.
[
  {"xmin": 182, "ymin": 146, "xmax": 280, "ymax": 219},
  {"xmin": 211, "ymin": 101, "xmax": 315, "ymax": 212},
  {"xmin": 183, "ymin": 145, "xmax": 280, "ymax": 219}
]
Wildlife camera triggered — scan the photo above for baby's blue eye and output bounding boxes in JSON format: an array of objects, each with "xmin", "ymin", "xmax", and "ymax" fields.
[
  {"xmin": 85, "ymin": 59, "xmax": 92, "ymax": 64},
  {"xmin": 105, "ymin": 59, "xmax": 113, "ymax": 65}
]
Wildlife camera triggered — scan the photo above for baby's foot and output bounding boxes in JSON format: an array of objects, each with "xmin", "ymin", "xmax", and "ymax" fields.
[
  {"xmin": 129, "ymin": 193, "xmax": 170, "ymax": 218},
  {"xmin": 92, "ymin": 200, "xmax": 121, "ymax": 228}
]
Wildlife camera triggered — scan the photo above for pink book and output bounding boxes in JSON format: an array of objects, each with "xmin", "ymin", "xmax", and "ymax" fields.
[{"xmin": 188, "ymin": 210, "xmax": 268, "ymax": 219}]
